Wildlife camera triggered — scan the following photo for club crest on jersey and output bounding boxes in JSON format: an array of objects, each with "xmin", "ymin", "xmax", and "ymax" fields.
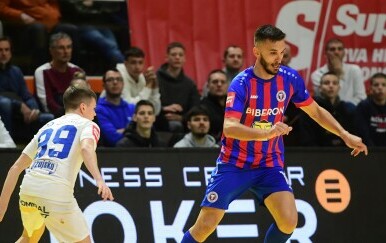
[
  {"xmin": 226, "ymin": 92, "xmax": 236, "ymax": 108},
  {"xmin": 276, "ymin": 90, "xmax": 286, "ymax": 102},
  {"xmin": 207, "ymin": 191, "xmax": 218, "ymax": 203}
]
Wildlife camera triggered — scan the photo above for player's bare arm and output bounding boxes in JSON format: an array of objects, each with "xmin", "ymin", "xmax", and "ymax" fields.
[
  {"xmin": 81, "ymin": 138, "xmax": 114, "ymax": 201},
  {"xmin": 223, "ymin": 117, "xmax": 292, "ymax": 141},
  {"xmin": 301, "ymin": 100, "xmax": 368, "ymax": 156},
  {"xmin": 0, "ymin": 153, "xmax": 32, "ymax": 222}
]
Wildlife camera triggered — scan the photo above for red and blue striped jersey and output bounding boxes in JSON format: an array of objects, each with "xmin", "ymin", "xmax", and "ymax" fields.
[{"xmin": 218, "ymin": 65, "xmax": 313, "ymax": 169}]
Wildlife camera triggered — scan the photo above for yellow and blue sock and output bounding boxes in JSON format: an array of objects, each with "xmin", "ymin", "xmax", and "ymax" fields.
[
  {"xmin": 181, "ymin": 230, "xmax": 198, "ymax": 243},
  {"xmin": 264, "ymin": 223, "xmax": 292, "ymax": 243}
]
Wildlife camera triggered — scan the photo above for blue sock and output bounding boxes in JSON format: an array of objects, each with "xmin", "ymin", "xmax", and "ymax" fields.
[
  {"xmin": 181, "ymin": 230, "xmax": 198, "ymax": 243},
  {"xmin": 264, "ymin": 223, "xmax": 292, "ymax": 243}
]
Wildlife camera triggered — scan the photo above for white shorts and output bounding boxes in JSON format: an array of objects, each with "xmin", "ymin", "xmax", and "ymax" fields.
[{"xmin": 19, "ymin": 194, "xmax": 89, "ymax": 242}]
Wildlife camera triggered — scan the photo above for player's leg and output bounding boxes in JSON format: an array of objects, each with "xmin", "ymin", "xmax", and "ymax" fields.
[
  {"xmin": 182, "ymin": 163, "xmax": 253, "ymax": 242},
  {"xmin": 264, "ymin": 191, "xmax": 297, "ymax": 242},
  {"xmin": 182, "ymin": 206, "xmax": 225, "ymax": 242},
  {"xmin": 15, "ymin": 224, "xmax": 45, "ymax": 243},
  {"xmin": 18, "ymin": 195, "xmax": 46, "ymax": 243},
  {"xmin": 44, "ymin": 198, "xmax": 90, "ymax": 243}
]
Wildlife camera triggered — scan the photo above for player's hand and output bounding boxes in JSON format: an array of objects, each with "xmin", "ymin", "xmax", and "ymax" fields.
[
  {"xmin": 165, "ymin": 113, "xmax": 183, "ymax": 121},
  {"xmin": 21, "ymin": 13, "xmax": 35, "ymax": 24},
  {"xmin": 144, "ymin": 66, "xmax": 158, "ymax": 88},
  {"xmin": 327, "ymin": 53, "xmax": 343, "ymax": 77},
  {"xmin": 267, "ymin": 122, "xmax": 292, "ymax": 139},
  {"xmin": 340, "ymin": 131, "xmax": 368, "ymax": 156},
  {"xmin": 96, "ymin": 179, "xmax": 114, "ymax": 201},
  {"xmin": 163, "ymin": 104, "xmax": 183, "ymax": 113}
]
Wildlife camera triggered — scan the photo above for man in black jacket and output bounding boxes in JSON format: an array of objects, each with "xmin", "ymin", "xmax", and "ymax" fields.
[
  {"xmin": 298, "ymin": 71, "xmax": 357, "ymax": 146},
  {"xmin": 156, "ymin": 42, "xmax": 200, "ymax": 132},
  {"xmin": 200, "ymin": 69, "xmax": 228, "ymax": 142},
  {"xmin": 117, "ymin": 100, "xmax": 165, "ymax": 147}
]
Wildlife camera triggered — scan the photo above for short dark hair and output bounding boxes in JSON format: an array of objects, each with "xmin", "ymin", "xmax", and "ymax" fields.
[
  {"xmin": 370, "ymin": 72, "xmax": 386, "ymax": 85},
  {"xmin": 49, "ymin": 32, "xmax": 72, "ymax": 48},
  {"xmin": 0, "ymin": 36, "xmax": 11, "ymax": 45},
  {"xmin": 207, "ymin": 69, "xmax": 226, "ymax": 82},
  {"xmin": 185, "ymin": 105, "xmax": 210, "ymax": 122},
  {"xmin": 325, "ymin": 38, "xmax": 344, "ymax": 52},
  {"xmin": 63, "ymin": 84, "xmax": 97, "ymax": 111},
  {"xmin": 223, "ymin": 45, "xmax": 242, "ymax": 59},
  {"xmin": 135, "ymin": 100, "xmax": 155, "ymax": 114},
  {"xmin": 254, "ymin": 25, "xmax": 286, "ymax": 45},
  {"xmin": 124, "ymin": 47, "xmax": 145, "ymax": 60},
  {"xmin": 102, "ymin": 68, "xmax": 120, "ymax": 83},
  {"xmin": 320, "ymin": 71, "xmax": 339, "ymax": 84},
  {"xmin": 167, "ymin": 42, "xmax": 185, "ymax": 53}
]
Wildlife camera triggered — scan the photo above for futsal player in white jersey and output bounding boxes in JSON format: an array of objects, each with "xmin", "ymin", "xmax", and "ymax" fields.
[{"xmin": 0, "ymin": 84, "xmax": 114, "ymax": 242}]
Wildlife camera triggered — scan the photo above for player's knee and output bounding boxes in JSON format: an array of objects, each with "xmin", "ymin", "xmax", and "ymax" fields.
[
  {"xmin": 195, "ymin": 219, "xmax": 217, "ymax": 235},
  {"xmin": 277, "ymin": 213, "xmax": 298, "ymax": 234}
]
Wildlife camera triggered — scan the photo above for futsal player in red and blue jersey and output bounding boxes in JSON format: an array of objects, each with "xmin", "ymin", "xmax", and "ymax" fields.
[{"xmin": 182, "ymin": 25, "xmax": 368, "ymax": 243}]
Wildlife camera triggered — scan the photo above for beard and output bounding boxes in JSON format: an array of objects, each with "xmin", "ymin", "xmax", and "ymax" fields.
[
  {"xmin": 260, "ymin": 55, "xmax": 279, "ymax": 75},
  {"xmin": 192, "ymin": 131, "xmax": 207, "ymax": 138}
]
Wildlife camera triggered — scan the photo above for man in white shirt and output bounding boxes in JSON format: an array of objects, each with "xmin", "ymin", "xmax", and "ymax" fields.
[
  {"xmin": 100, "ymin": 47, "xmax": 161, "ymax": 115},
  {"xmin": 311, "ymin": 38, "xmax": 366, "ymax": 105},
  {"xmin": 0, "ymin": 84, "xmax": 113, "ymax": 243}
]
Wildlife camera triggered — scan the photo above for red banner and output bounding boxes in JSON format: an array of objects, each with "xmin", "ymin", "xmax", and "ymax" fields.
[{"xmin": 128, "ymin": 0, "xmax": 386, "ymax": 93}]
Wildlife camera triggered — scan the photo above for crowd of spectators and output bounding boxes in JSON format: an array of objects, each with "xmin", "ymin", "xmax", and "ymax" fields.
[{"xmin": 0, "ymin": 1, "xmax": 384, "ymax": 148}]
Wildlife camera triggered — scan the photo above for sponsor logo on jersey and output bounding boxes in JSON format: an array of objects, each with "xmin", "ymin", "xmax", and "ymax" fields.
[
  {"xmin": 30, "ymin": 159, "xmax": 58, "ymax": 175},
  {"xmin": 20, "ymin": 200, "xmax": 50, "ymax": 218},
  {"xmin": 226, "ymin": 92, "xmax": 236, "ymax": 108},
  {"xmin": 246, "ymin": 107, "xmax": 284, "ymax": 117},
  {"xmin": 250, "ymin": 95, "xmax": 258, "ymax": 99}
]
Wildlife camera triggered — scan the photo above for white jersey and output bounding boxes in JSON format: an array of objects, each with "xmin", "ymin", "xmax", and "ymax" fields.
[{"xmin": 20, "ymin": 113, "xmax": 100, "ymax": 202}]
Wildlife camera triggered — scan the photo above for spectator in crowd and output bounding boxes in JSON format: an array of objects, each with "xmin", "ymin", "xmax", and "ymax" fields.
[
  {"xmin": 281, "ymin": 42, "xmax": 292, "ymax": 67},
  {"xmin": 200, "ymin": 69, "xmax": 228, "ymax": 142},
  {"xmin": 156, "ymin": 42, "xmax": 200, "ymax": 132},
  {"xmin": 298, "ymin": 72, "xmax": 357, "ymax": 146},
  {"xmin": 0, "ymin": 37, "xmax": 54, "ymax": 141},
  {"xmin": 311, "ymin": 38, "xmax": 366, "ymax": 105},
  {"xmin": 58, "ymin": 0, "xmax": 125, "ymax": 71},
  {"xmin": 0, "ymin": 0, "xmax": 78, "ymax": 73},
  {"xmin": 202, "ymin": 45, "xmax": 244, "ymax": 96},
  {"xmin": 356, "ymin": 72, "xmax": 386, "ymax": 146},
  {"xmin": 101, "ymin": 47, "xmax": 161, "ymax": 114},
  {"xmin": 223, "ymin": 45, "xmax": 244, "ymax": 83},
  {"xmin": 174, "ymin": 106, "xmax": 219, "ymax": 148},
  {"xmin": 35, "ymin": 32, "xmax": 83, "ymax": 118},
  {"xmin": 0, "ymin": 116, "xmax": 16, "ymax": 148},
  {"xmin": 96, "ymin": 68, "xmax": 135, "ymax": 147},
  {"xmin": 116, "ymin": 100, "xmax": 165, "ymax": 148}
]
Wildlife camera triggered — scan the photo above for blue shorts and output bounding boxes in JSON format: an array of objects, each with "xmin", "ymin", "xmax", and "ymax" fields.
[{"xmin": 201, "ymin": 162, "xmax": 293, "ymax": 209}]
